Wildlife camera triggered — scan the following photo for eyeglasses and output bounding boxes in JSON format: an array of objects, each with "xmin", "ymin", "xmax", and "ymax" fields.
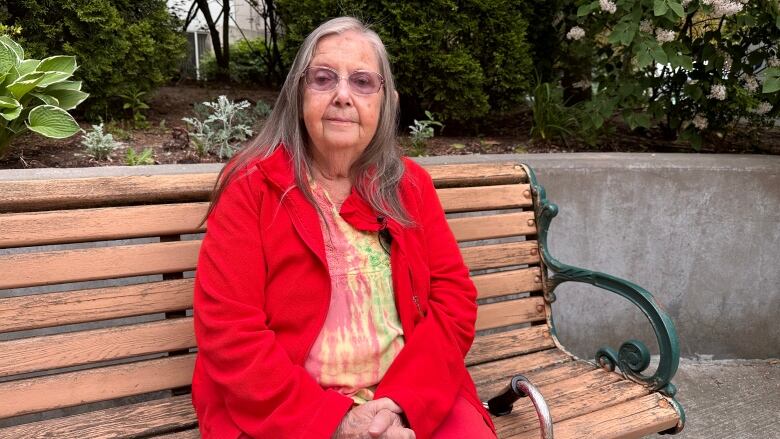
[{"xmin": 303, "ymin": 66, "xmax": 385, "ymax": 95}]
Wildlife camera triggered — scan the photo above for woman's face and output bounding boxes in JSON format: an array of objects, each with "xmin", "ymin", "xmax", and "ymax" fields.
[{"xmin": 302, "ymin": 31, "xmax": 383, "ymax": 159}]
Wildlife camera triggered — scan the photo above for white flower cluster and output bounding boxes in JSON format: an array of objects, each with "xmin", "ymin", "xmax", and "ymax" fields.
[
  {"xmin": 566, "ymin": 26, "xmax": 586, "ymax": 41},
  {"xmin": 639, "ymin": 20, "xmax": 654, "ymax": 34},
  {"xmin": 769, "ymin": 56, "xmax": 780, "ymax": 67},
  {"xmin": 708, "ymin": 84, "xmax": 727, "ymax": 100},
  {"xmin": 656, "ymin": 29, "xmax": 676, "ymax": 43},
  {"xmin": 755, "ymin": 102, "xmax": 772, "ymax": 115},
  {"xmin": 702, "ymin": 0, "xmax": 745, "ymax": 17},
  {"xmin": 681, "ymin": 0, "xmax": 694, "ymax": 6},
  {"xmin": 722, "ymin": 54, "xmax": 732, "ymax": 74},
  {"xmin": 572, "ymin": 80, "xmax": 592, "ymax": 89},
  {"xmin": 600, "ymin": 0, "xmax": 617, "ymax": 14},
  {"xmin": 692, "ymin": 114, "xmax": 708, "ymax": 130},
  {"xmin": 743, "ymin": 75, "xmax": 759, "ymax": 93}
]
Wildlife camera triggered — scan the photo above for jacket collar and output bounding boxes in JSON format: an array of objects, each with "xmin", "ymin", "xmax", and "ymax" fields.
[{"xmin": 257, "ymin": 145, "xmax": 387, "ymax": 233}]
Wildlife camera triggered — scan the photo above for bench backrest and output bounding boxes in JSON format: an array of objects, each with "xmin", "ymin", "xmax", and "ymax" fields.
[{"xmin": 0, "ymin": 162, "xmax": 553, "ymax": 431}]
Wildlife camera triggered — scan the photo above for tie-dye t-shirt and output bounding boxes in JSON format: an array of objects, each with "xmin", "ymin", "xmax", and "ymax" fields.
[{"xmin": 303, "ymin": 178, "xmax": 405, "ymax": 404}]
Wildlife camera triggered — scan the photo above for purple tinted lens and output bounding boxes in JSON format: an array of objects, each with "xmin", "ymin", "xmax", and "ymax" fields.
[
  {"xmin": 306, "ymin": 68, "xmax": 338, "ymax": 90},
  {"xmin": 349, "ymin": 72, "xmax": 380, "ymax": 93}
]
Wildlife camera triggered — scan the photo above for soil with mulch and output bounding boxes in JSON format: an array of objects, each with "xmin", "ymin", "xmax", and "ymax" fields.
[{"xmin": 0, "ymin": 82, "xmax": 777, "ymax": 170}]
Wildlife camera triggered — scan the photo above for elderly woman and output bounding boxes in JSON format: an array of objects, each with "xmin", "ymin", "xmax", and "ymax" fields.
[{"xmin": 192, "ymin": 17, "xmax": 496, "ymax": 439}]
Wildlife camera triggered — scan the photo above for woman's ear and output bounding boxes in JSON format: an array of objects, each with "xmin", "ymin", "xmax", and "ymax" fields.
[{"xmin": 394, "ymin": 90, "xmax": 399, "ymax": 103}]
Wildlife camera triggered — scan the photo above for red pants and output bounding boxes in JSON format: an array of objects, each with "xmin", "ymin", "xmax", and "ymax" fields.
[{"xmin": 431, "ymin": 396, "xmax": 496, "ymax": 438}]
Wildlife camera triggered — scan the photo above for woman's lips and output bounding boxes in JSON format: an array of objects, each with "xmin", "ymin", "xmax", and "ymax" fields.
[{"xmin": 324, "ymin": 117, "xmax": 356, "ymax": 123}]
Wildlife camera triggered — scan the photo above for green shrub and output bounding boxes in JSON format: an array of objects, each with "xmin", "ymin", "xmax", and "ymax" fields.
[
  {"xmin": 0, "ymin": 35, "xmax": 87, "ymax": 159},
  {"xmin": 275, "ymin": 0, "xmax": 534, "ymax": 123},
  {"xmin": 202, "ymin": 38, "xmax": 270, "ymax": 84},
  {"xmin": 1, "ymin": 0, "xmax": 187, "ymax": 119}
]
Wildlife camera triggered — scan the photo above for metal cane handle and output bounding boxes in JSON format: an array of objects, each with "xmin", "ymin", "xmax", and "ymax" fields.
[{"xmin": 484, "ymin": 374, "xmax": 553, "ymax": 439}]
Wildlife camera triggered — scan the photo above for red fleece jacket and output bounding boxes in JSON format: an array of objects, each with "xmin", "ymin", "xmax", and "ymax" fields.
[{"xmin": 192, "ymin": 146, "xmax": 494, "ymax": 438}]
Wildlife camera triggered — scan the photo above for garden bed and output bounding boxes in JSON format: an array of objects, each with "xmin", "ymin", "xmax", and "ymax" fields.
[{"xmin": 0, "ymin": 83, "xmax": 777, "ymax": 170}]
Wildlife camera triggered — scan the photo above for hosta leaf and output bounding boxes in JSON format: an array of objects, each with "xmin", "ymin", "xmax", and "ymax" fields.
[
  {"xmin": 0, "ymin": 36, "xmax": 24, "ymax": 61},
  {"xmin": 36, "ymin": 71, "xmax": 71, "ymax": 88},
  {"xmin": 29, "ymin": 92, "xmax": 60, "ymax": 106},
  {"xmin": 18, "ymin": 59, "xmax": 40, "ymax": 76},
  {"xmin": 0, "ymin": 96, "xmax": 22, "ymax": 121},
  {"xmin": 8, "ymin": 71, "xmax": 46, "ymax": 99},
  {"xmin": 0, "ymin": 40, "xmax": 19, "ymax": 75},
  {"xmin": 46, "ymin": 89, "xmax": 88, "ymax": 110},
  {"xmin": 36, "ymin": 56, "xmax": 77, "ymax": 75},
  {"xmin": 26, "ymin": 105, "xmax": 80, "ymax": 139},
  {"xmin": 44, "ymin": 80, "xmax": 82, "ymax": 91}
]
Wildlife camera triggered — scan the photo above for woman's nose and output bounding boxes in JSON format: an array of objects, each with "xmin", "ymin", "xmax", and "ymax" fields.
[{"xmin": 332, "ymin": 78, "xmax": 353, "ymax": 106}]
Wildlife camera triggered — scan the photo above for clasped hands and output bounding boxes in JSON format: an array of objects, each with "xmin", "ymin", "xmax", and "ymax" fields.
[{"xmin": 332, "ymin": 397, "xmax": 415, "ymax": 439}]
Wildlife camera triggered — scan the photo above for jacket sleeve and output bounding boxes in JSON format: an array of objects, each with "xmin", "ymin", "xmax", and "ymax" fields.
[
  {"xmin": 373, "ymin": 163, "xmax": 479, "ymax": 439},
  {"xmin": 193, "ymin": 167, "xmax": 353, "ymax": 438}
]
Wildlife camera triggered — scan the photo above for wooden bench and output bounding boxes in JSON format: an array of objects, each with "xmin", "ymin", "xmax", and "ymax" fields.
[{"xmin": 0, "ymin": 161, "xmax": 685, "ymax": 438}]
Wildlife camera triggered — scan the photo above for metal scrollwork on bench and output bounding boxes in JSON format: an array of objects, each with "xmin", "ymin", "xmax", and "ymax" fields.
[{"xmin": 520, "ymin": 164, "xmax": 683, "ymax": 407}]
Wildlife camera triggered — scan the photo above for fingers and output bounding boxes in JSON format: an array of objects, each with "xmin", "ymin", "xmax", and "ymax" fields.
[
  {"xmin": 378, "ymin": 426, "xmax": 416, "ymax": 439},
  {"xmin": 369, "ymin": 397, "xmax": 403, "ymax": 414},
  {"xmin": 368, "ymin": 409, "xmax": 401, "ymax": 438}
]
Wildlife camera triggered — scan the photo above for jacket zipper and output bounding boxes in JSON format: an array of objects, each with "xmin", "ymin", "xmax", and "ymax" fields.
[{"xmin": 412, "ymin": 295, "xmax": 423, "ymax": 316}]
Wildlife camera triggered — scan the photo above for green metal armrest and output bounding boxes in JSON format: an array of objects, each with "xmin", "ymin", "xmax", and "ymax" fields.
[{"xmin": 522, "ymin": 164, "xmax": 686, "ymax": 434}]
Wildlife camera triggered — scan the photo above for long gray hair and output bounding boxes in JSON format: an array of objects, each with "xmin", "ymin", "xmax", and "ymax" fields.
[{"xmin": 201, "ymin": 16, "xmax": 410, "ymax": 227}]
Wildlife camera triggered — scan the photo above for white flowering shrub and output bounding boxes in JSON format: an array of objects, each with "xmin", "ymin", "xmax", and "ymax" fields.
[{"xmin": 570, "ymin": 0, "xmax": 779, "ymax": 148}]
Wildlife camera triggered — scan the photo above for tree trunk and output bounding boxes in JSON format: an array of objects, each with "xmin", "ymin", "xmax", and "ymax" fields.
[{"xmin": 195, "ymin": 0, "xmax": 229, "ymax": 81}]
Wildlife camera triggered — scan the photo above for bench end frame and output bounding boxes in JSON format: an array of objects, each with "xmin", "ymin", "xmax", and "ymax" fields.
[{"xmin": 521, "ymin": 163, "xmax": 686, "ymax": 433}]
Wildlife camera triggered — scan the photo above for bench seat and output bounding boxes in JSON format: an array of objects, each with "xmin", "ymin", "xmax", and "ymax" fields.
[{"xmin": 0, "ymin": 162, "xmax": 684, "ymax": 438}]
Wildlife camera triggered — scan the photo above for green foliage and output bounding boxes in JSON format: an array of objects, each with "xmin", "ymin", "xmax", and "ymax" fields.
[
  {"xmin": 0, "ymin": 35, "xmax": 87, "ymax": 159},
  {"xmin": 568, "ymin": 0, "xmax": 779, "ymax": 148},
  {"xmin": 202, "ymin": 38, "xmax": 272, "ymax": 84},
  {"xmin": 1, "ymin": 0, "xmax": 187, "ymax": 119},
  {"xmin": 407, "ymin": 110, "xmax": 443, "ymax": 156},
  {"xmin": 527, "ymin": 81, "xmax": 579, "ymax": 142},
  {"xmin": 125, "ymin": 147, "xmax": 155, "ymax": 166},
  {"xmin": 118, "ymin": 87, "xmax": 150, "ymax": 129},
  {"xmin": 275, "ymin": 0, "xmax": 534, "ymax": 123},
  {"xmin": 183, "ymin": 95, "xmax": 254, "ymax": 159},
  {"xmin": 80, "ymin": 123, "xmax": 118, "ymax": 160}
]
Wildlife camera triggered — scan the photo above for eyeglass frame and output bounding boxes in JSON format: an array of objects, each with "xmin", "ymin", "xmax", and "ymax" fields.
[{"xmin": 301, "ymin": 66, "xmax": 386, "ymax": 95}]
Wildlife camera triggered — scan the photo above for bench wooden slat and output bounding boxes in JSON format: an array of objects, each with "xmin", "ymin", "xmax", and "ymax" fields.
[
  {"xmin": 426, "ymin": 163, "xmax": 527, "ymax": 188},
  {"xmin": 0, "ymin": 354, "xmax": 195, "ymax": 419},
  {"xmin": 0, "ymin": 279, "xmax": 193, "ymax": 334},
  {"xmin": 154, "ymin": 430, "xmax": 201, "ymax": 439},
  {"xmin": 438, "ymin": 185, "xmax": 532, "ymax": 213},
  {"xmin": 0, "ymin": 241, "xmax": 200, "ymax": 290},
  {"xmin": 0, "ymin": 207, "xmax": 534, "ymax": 249},
  {"xmin": 0, "ymin": 318, "xmax": 195, "ymax": 378},
  {"xmin": 0, "ymin": 204, "xmax": 209, "ymax": 249},
  {"xmin": 449, "ymin": 212, "xmax": 536, "ymax": 242},
  {"xmin": 0, "ymin": 174, "xmax": 216, "ymax": 213},
  {"xmin": 475, "ymin": 297, "xmax": 546, "ymax": 331},
  {"xmin": 468, "ymin": 348, "xmax": 577, "ymax": 392},
  {"xmin": 472, "ymin": 268, "xmax": 542, "ymax": 299},
  {"xmin": 508, "ymin": 393, "xmax": 680, "ymax": 439},
  {"xmin": 466, "ymin": 325, "xmax": 555, "ymax": 366},
  {"xmin": 462, "ymin": 241, "xmax": 540, "ymax": 271},
  {"xmin": 494, "ymin": 376, "xmax": 649, "ymax": 437},
  {"xmin": 0, "ymin": 395, "xmax": 196, "ymax": 439}
]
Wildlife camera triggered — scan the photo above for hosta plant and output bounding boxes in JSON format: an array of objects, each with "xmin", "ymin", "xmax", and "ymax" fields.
[{"xmin": 0, "ymin": 35, "xmax": 87, "ymax": 159}]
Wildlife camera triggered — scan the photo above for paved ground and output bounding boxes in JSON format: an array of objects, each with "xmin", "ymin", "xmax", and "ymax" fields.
[{"xmin": 652, "ymin": 357, "xmax": 780, "ymax": 438}]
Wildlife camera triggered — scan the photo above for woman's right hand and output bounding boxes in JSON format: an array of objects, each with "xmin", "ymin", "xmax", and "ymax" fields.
[{"xmin": 333, "ymin": 398, "xmax": 415, "ymax": 439}]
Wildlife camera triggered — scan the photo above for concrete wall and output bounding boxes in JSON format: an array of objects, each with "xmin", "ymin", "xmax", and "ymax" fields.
[
  {"xmin": 2, "ymin": 153, "xmax": 778, "ymax": 359},
  {"xmin": 418, "ymin": 153, "xmax": 780, "ymax": 360}
]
